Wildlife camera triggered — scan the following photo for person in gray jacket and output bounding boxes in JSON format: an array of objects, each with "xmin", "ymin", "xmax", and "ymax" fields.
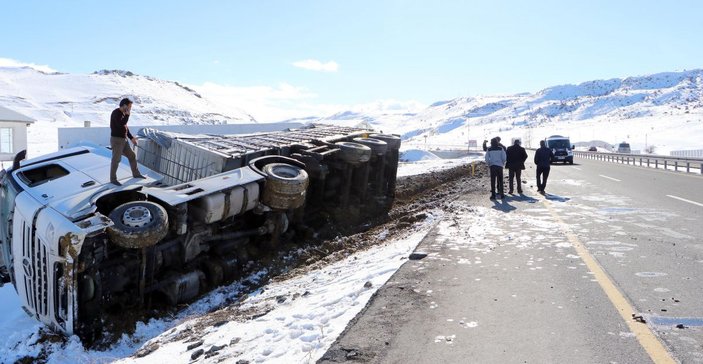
[{"xmin": 485, "ymin": 138, "xmax": 507, "ymax": 199}]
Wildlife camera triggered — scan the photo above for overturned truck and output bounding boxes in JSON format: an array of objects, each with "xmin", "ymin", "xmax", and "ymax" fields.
[{"xmin": 0, "ymin": 124, "xmax": 400, "ymax": 342}]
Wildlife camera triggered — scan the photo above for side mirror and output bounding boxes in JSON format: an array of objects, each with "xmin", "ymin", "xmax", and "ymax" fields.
[{"xmin": 571, "ymin": 145, "xmax": 575, "ymax": 150}]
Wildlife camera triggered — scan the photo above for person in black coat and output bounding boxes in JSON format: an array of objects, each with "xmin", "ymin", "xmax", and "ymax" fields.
[
  {"xmin": 505, "ymin": 139, "xmax": 528, "ymax": 194},
  {"xmin": 533, "ymin": 140, "xmax": 554, "ymax": 193}
]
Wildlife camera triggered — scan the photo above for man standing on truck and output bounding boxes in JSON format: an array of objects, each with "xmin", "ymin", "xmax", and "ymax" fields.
[
  {"xmin": 534, "ymin": 140, "xmax": 554, "ymax": 194},
  {"xmin": 485, "ymin": 138, "xmax": 507, "ymax": 200},
  {"xmin": 110, "ymin": 98, "xmax": 145, "ymax": 185},
  {"xmin": 506, "ymin": 139, "xmax": 528, "ymax": 194}
]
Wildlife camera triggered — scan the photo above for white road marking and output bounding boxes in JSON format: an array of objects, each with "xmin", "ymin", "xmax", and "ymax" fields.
[
  {"xmin": 572, "ymin": 167, "xmax": 582, "ymax": 171},
  {"xmin": 599, "ymin": 175, "xmax": 622, "ymax": 182},
  {"xmin": 666, "ymin": 195, "xmax": 703, "ymax": 207}
]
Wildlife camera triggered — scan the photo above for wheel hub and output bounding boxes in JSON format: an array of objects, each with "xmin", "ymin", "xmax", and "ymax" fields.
[{"xmin": 122, "ymin": 206, "xmax": 152, "ymax": 228}]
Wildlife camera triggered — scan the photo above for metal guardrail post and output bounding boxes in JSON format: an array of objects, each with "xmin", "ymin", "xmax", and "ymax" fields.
[
  {"xmin": 647, "ymin": 158, "xmax": 650, "ymax": 167},
  {"xmin": 639, "ymin": 157, "xmax": 642, "ymax": 166},
  {"xmin": 664, "ymin": 160, "xmax": 667, "ymax": 170},
  {"xmin": 674, "ymin": 161, "xmax": 678, "ymax": 172},
  {"xmin": 655, "ymin": 160, "xmax": 658, "ymax": 169},
  {"xmin": 700, "ymin": 163, "xmax": 703, "ymax": 175},
  {"xmin": 686, "ymin": 162, "xmax": 690, "ymax": 173}
]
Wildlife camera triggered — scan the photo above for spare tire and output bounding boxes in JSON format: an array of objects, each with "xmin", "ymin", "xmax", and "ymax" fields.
[
  {"xmin": 369, "ymin": 133, "xmax": 401, "ymax": 150},
  {"xmin": 335, "ymin": 141, "xmax": 372, "ymax": 164},
  {"xmin": 353, "ymin": 137, "xmax": 388, "ymax": 155},
  {"xmin": 107, "ymin": 201, "xmax": 169, "ymax": 249},
  {"xmin": 262, "ymin": 163, "xmax": 309, "ymax": 210}
]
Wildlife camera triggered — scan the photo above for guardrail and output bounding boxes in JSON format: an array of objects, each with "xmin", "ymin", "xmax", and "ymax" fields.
[{"xmin": 574, "ymin": 151, "xmax": 703, "ymax": 175}]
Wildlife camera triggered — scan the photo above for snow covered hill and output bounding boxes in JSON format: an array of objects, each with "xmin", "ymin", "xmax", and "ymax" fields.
[
  {"xmin": 315, "ymin": 70, "xmax": 703, "ymax": 154},
  {"xmin": 0, "ymin": 66, "xmax": 256, "ymax": 156},
  {"xmin": 2, "ymin": 64, "xmax": 701, "ymax": 158}
]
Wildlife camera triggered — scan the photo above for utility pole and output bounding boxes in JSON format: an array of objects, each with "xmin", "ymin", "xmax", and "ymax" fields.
[{"xmin": 467, "ymin": 120, "xmax": 470, "ymax": 152}]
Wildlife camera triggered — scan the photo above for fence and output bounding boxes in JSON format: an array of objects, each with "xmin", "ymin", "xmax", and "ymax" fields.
[
  {"xmin": 574, "ymin": 151, "xmax": 703, "ymax": 175},
  {"xmin": 670, "ymin": 149, "xmax": 703, "ymax": 158}
]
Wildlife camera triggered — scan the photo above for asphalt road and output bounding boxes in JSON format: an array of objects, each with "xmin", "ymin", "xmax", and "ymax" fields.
[{"xmin": 320, "ymin": 154, "xmax": 703, "ymax": 364}]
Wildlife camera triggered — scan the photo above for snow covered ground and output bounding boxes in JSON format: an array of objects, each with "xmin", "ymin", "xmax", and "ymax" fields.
[{"xmin": 397, "ymin": 155, "xmax": 483, "ymax": 178}]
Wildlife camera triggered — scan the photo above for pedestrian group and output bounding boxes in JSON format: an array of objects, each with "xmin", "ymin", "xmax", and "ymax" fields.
[{"xmin": 483, "ymin": 136, "xmax": 554, "ymax": 200}]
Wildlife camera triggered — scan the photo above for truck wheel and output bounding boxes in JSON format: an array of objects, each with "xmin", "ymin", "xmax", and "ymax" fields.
[
  {"xmin": 353, "ymin": 137, "xmax": 388, "ymax": 155},
  {"xmin": 107, "ymin": 201, "xmax": 169, "ymax": 249},
  {"xmin": 369, "ymin": 133, "xmax": 401, "ymax": 150},
  {"xmin": 262, "ymin": 163, "xmax": 309, "ymax": 210},
  {"xmin": 335, "ymin": 141, "xmax": 372, "ymax": 164}
]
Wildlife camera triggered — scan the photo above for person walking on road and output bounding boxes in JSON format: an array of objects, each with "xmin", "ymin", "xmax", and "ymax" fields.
[
  {"xmin": 485, "ymin": 138, "xmax": 507, "ymax": 200},
  {"xmin": 534, "ymin": 140, "xmax": 554, "ymax": 194},
  {"xmin": 109, "ymin": 98, "xmax": 145, "ymax": 185},
  {"xmin": 506, "ymin": 139, "xmax": 528, "ymax": 194}
]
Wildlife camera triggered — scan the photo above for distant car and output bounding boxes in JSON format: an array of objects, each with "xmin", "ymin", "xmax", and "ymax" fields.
[{"xmin": 588, "ymin": 146, "xmax": 597, "ymax": 152}]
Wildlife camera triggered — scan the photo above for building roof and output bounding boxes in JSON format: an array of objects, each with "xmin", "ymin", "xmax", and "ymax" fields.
[{"xmin": 0, "ymin": 105, "xmax": 35, "ymax": 123}]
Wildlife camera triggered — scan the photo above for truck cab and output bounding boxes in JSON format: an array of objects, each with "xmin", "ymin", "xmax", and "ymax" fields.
[{"xmin": 545, "ymin": 135, "xmax": 574, "ymax": 164}]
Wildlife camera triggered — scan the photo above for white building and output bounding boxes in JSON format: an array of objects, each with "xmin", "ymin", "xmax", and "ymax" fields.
[{"xmin": 0, "ymin": 105, "xmax": 34, "ymax": 162}]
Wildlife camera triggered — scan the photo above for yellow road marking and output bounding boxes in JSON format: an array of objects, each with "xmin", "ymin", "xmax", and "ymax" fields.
[{"xmin": 541, "ymin": 200, "xmax": 676, "ymax": 364}]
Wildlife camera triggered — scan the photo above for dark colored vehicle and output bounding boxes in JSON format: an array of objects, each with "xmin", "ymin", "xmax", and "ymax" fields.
[{"xmin": 545, "ymin": 135, "xmax": 574, "ymax": 164}]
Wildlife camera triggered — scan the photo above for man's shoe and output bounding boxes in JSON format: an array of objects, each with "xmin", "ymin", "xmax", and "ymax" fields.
[
  {"xmin": 110, "ymin": 180, "xmax": 122, "ymax": 186},
  {"xmin": 133, "ymin": 174, "xmax": 147, "ymax": 179},
  {"xmin": 518, "ymin": 189, "xmax": 523, "ymax": 194},
  {"xmin": 500, "ymin": 194, "xmax": 505, "ymax": 199},
  {"xmin": 508, "ymin": 190, "xmax": 514, "ymax": 194},
  {"xmin": 490, "ymin": 193, "xmax": 496, "ymax": 200}
]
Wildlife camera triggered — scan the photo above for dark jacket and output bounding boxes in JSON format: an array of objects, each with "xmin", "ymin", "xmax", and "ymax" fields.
[
  {"xmin": 506, "ymin": 145, "xmax": 528, "ymax": 170},
  {"xmin": 110, "ymin": 108, "xmax": 134, "ymax": 139},
  {"xmin": 534, "ymin": 146, "xmax": 554, "ymax": 168}
]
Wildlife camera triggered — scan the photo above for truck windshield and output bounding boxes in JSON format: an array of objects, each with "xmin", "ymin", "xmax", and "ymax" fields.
[{"xmin": 547, "ymin": 139, "xmax": 571, "ymax": 149}]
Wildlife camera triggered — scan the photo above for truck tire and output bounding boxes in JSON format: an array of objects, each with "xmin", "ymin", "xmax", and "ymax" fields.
[
  {"xmin": 353, "ymin": 137, "xmax": 388, "ymax": 155},
  {"xmin": 107, "ymin": 201, "xmax": 169, "ymax": 249},
  {"xmin": 262, "ymin": 163, "xmax": 309, "ymax": 210},
  {"xmin": 369, "ymin": 133, "xmax": 401, "ymax": 150},
  {"xmin": 335, "ymin": 141, "xmax": 372, "ymax": 164}
]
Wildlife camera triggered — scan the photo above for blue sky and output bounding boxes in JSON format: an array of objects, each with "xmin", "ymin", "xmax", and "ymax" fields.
[{"xmin": 2, "ymin": 0, "xmax": 702, "ymax": 112}]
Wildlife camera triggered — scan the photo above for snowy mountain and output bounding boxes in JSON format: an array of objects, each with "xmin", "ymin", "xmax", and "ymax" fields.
[
  {"xmin": 315, "ymin": 70, "xmax": 703, "ymax": 154},
  {"xmin": 2, "ymin": 64, "xmax": 702, "ymax": 157},
  {"xmin": 0, "ymin": 66, "xmax": 256, "ymax": 156}
]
